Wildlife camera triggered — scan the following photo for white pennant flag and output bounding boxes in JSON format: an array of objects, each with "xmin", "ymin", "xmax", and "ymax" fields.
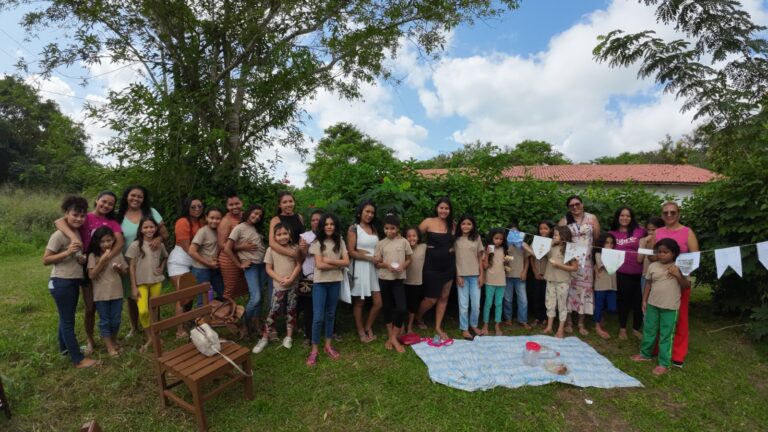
[
  {"xmin": 532, "ymin": 235, "xmax": 553, "ymax": 260},
  {"xmin": 675, "ymin": 252, "xmax": 701, "ymax": 277},
  {"xmin": 715, "ymin": 246, "xmax": 743, "ymax": 278},
  {"xmin": 637, "ymin": 248, "xmax": 655, "ymax": 256},
  {"xmin": 601, "ymin": 249, "xmax": 626, "ymax": 275},
  {"xmin": 564, "ymin": 242, "xmax": 588, "ymax": 267},
  {"xmin": 757, "ymin": 241, "xmax": 768, "ymax": 271}
]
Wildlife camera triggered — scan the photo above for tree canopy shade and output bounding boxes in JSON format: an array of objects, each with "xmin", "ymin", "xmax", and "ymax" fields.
[
  {"xmin": 0, "ymin": 76, "xmax": 98, "ymax": 191},
  {"xmin": 2, "ymin": 0, "xmax": 520, "ymax": 204},
  {"xmin": 593, "ymin": 0, "xmax": 768, "ymax": 129}
]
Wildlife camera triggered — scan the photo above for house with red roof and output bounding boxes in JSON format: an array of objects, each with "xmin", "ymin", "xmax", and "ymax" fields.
[{"xmin": 417, "ymin": 164, "xmax": 719, "ymax": 201}]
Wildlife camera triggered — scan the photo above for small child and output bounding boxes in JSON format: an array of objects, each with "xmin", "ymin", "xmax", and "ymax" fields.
[
  {"xmin": 542, "ymin": 226, "xmax": 579, "ymax": 339},
  {"xmin": 404, "ymin": 227, "xmax": 427, "ymax": 334},
  {"xmin": 43, "ymin": 196, "xmax": 99, "ymax": 368},
  {"xmin": 375, "ymin": 214, "xmax": 413, "ymax": 353},
  {"xmin": 593, "ymin": 233, "xmax": 618, "ymax": 339},
  {"xmin": 253, "ymin": 223, "xmax": 302, "ymax": 353},
  {"xmin": 188, "ymin": 207, "xmax": 225, "ymax": 300},
  {"xmin": 454, "ymin": 213, "xmax": 484, "ymax": 339},
  {"xmin": 482, "ymin": 228, "xmax": 507, "ymax": 336},
  {"xmin": 87, "ymin": 226, "xmax": 128, "ymax": 356},
  {"xmin": 503, "ymin": 222, "xmax": 531, "ymax": 329},
  {"xmin": 527, "ymin": 221, "xmax": 553, "ymax": 327},
  {"xmin": 126, "ymin": 217, "xmax": 168, "ymax": 352},
  {"xmin": 632, "ymin": 238, "xmax": 689, "ymax": 375}
]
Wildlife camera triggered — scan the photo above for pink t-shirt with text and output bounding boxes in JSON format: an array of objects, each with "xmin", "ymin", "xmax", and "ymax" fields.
[{"xmin": 80, "ymin": 213, "xmax": 123, "ymax": 251}]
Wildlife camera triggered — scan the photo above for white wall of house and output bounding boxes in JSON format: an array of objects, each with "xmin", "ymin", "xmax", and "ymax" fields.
[{"xmin": 567, "ymin": 183, "xmax": 695, "ymax": 203}]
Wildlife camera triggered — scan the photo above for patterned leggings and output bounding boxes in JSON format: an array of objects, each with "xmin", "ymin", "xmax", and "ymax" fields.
[{"xmin": 263, "ymin": 288, "xmax": 298, "ymax": 335}]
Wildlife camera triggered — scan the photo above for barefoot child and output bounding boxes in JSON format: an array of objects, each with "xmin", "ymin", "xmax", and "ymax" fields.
[
  {"xmin": 503, "ymin": 222, "xmax": 531, "ymax": 329},
  {"xmin": 593, "ymin": 233, "xmax": 617, "ymax": 339},
  {"xmin": 253, "ymin": 223, "xmax": 302, "ymax": 353},
  {"xmin": 404, "ymin": 227, "xmax": 426, "ymax": 334},
  {"xmin": 87, "ymin": 226, "xmax": 128, "ymax": 356},
  {"xmin": 43, "ymin": 196, "xmax": 99, "ymax": 368},
  {"xmin": 225, "ymin": 205, "xmax": 267, "ymax": 334},
  {"xmin": 374, "ymin": 214, "xmax": 413, "ymax": 352},
  {"xmin": 542, "ymin": 226, "xmax": 578, "ymax": 338},
  {"xmin": 454, "ymin": 213, "xmax": 484, "ymax": 339},
  {"xmin": 632, "ymin": 238, "xmax": 689, "ymax": 375},
  {"xmin": 126, "ymin": 217, "xmax": 168, "ymax": 352},
  {"xmin": 482, "ymin": 228, "xmax": 507, "ymax": 336}
]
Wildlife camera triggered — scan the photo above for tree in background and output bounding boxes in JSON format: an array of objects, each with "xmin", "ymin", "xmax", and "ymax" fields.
[
  {"xmin": 0, "ymin": 76, "xmax": 100, "ymax": 191},
  {"xmin": 413, "ymin": 139, "xmax": 570, "ymax": 169},
  {"xmin": 594, "ymin": 0, "xmax": 768, "ymax": 339},
  {"xmin": 3, "ymin": 0, "xmax": 519, "ymax": 209},
  {"xmin": 591, "ymin": 132, "xmax": 710, "ymax": 168}
]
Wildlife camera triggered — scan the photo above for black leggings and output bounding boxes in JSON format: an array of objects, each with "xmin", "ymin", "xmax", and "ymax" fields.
[
  {"xmin": 526, "ymin": 268, "xmax": 547, "ymax": 322},
  {"xmin": 297, "ymin": 294, "xmax": 313, "ymax": 340},
  {"xmin": 405, "ymin": 283, "xmax": 423, "ymax": 314},
  {"xmin": 617, "ymin": 272, "xmax": 643, "ymax": 330},
  {"xmin": 380, "ymin": 279, "xmax": 407, "ymax": 327}
]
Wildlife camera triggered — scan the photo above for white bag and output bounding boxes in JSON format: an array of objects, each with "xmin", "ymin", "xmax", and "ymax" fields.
[
  {"xmin": 340, "ymin": 269, "xmax": 352, "ymax": 304},
  {"xmin": 190, "ymin": 324, "xmax": 252, "ymax": 376}
]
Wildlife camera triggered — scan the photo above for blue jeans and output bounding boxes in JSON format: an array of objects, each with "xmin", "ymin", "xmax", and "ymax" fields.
[
  {"xmin": 594, "ymin": 290, "xmax": 617, "ymax": 323},
  {"xmin": 191, "ymin": 267, "xmax": 224, "ymax": 303},
  {"xmin": 49, "ymin": 278, "xmax": 84, "ymax": 365},
  {"xmin": 311, "ymin": 281, "xmax": 340, "ymax": 344},
  {"xmin": 94, "ymin": 298, "xmax": 123, "ymax": 337},
  {"xmin": 457, "ymin": 275, "xmax": 480, "ymax": 330},
  {"xmin": 503, "ymin": 277, "xmax": 528, "ymax": 323},
  {"xmin": 243, "ymin": 263, "xmax": 267, "ymax": 321}
]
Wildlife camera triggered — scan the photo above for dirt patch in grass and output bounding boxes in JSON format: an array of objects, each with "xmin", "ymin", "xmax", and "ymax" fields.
[{"xmin": 556, "ymin": 387, "xmax": 638, "ymax": 432}]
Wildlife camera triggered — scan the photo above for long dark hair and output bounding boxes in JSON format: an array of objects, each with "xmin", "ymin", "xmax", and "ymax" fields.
[
  {"xmin": 242, "ymin": 204, "xmax": 265, "ymax": 229},
  {"xmin": 118, "ymin": 185, "xmax": 152, "ymax": 223},
  {"xmin": 94, "ymin": 190, "xmax": 118, "ymax": 220},
  {"xmin": 485, "ymin": 227, "xmax": 507, "ymax": 266},
  {"xmin": 317, "ymin": 213, "xmax": 342, "ymax": 254},
  {"xmin": 610, "ymin": 206, "xmax": 639, "ymax": 233},
  {"xmin": 276, "ymin": 191, "xmax": 295, "ymax": 216},
  {"xmin": 136, "ymin": 216, "xmax": 160, "ymax": 259},
  {"xmin": 455, "ymin": 213, "xmax": 479, "ymax": 241},
  {"xmin": 353, "ymin": 199, "xmax": 379, "ymax": 234},
  {"xmin": 180, "ymin": 197, "xmax": 204, "ymax": 222},
  {"xmin": 433, "ymin": 196, "xmax": 453, "ymax": 233},
  {"xmin": 564, "ymin": 195, "xmax": 583, "ymax": 225},
  {"xmin": 88, "ymin": 226, "xmax": 116, "ymax": 258}
]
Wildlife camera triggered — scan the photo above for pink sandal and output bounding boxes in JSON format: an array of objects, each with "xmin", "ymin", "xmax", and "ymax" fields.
[
  {"xmin": 306, "ymin": 351, "xmax": 318, "ymax": 367},
  {"xmin": 324, "ymin": 345, "xmax": 341, "ymax": 360}
]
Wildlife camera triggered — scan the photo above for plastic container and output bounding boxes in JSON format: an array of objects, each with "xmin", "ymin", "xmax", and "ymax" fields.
[{"xmin": 522, "ymin": 341, "xmax": 561, "ymax": 366}]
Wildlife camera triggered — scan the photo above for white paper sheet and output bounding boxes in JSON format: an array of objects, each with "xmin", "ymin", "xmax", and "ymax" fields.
[
  {"xmin": 637, "ymin": 248, "xmax": 655, "ymax": 256},
  {"xmin": 532, "ymin": 235, "xmax": 552, "ymax": 260},
  {"xmin": 601, "ymin": 249, "xmax": 626, "ymax": 275},
  {"xmin": 757, "ymin": 241, "xmax": 768, "ymax": 271},
  {"xmin": 564, "ymin": 242, "xmax": 588, "ymax": 267},
  {"xmin": 715, "ymin": 246, "xmax": 743, "ymax": 278},
  {"xmin": 675, "ymin": 252, "xmax": 700, "ymax": 277}
]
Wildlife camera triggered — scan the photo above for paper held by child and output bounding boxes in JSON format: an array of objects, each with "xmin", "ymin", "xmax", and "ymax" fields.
[{"xmin": 411, "ymin": 335, "xmax": 642, "ymax": 392}]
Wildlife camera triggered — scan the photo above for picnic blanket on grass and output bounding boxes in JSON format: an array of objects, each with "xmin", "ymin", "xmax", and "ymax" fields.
[{"xmin": 411, "ymin": 335, "xmax": 642, "ymax": 391}]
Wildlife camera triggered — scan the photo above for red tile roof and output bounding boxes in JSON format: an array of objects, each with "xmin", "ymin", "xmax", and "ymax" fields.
[{"xmin": 417, "ymin": 164, "xmax": 718, "ymax": 185}]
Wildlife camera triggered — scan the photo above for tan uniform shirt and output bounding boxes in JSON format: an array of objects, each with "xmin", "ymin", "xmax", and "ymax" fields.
[
  {"xmin": 125, "ymin": 241, "xmax": 168, "ymax": 285},
  {"xmin": 46, "ymin": 230, "xmax": 84, "ymax": 279},
  {"xmin": 228, "ymin": 223, "xmax": 266, "ymax": 263},
  {"xmin": 404, "ymin": 243, "xmax": 426, "ymax": 285},
  {"xmin": 504, "ymin": 245, "xmax": 529, "ymax": 278},
  {"xmin": 593, "ymin": 253, "xmax": 617, "ymax": 291},
  {"xmin": 191, "ymin": 226, "xmax": 219, "ymax": 269},
  {"xmin": 309, "ymin": 239, "xmax": 348, "ymax": 283},
  {"xmin": 543, "ymin": 246, "xmax": 572, "ymax": 283},
  {"xmin": 485, "ymin": 250, "xmax": 507, "ymax": 286},
  {"xmin": 264, "ymin": 246, "xmax": 299, "ymax": 291},
  {"xmin": 88, "ymin": 254, "xmax": 128, "ymax": 301},
  {"xmin": 374, "ymin": 236, "xmax": 413, "ymax": 281},
  {"xmin": 455, "ymin": 236, "xmax": 483, "ymax": 276},
  {"xmin": 645, "ymin": 261, "xmax": 681, "ymax": 310}
]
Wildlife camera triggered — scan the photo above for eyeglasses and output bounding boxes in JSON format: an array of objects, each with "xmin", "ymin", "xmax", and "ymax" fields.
[
  {"xmin": 190, "ymin": 205, "xmax": 203, "ymax": 210},
  {"xmin": 568, "ymin": 202, "xmax": 582, "ymax": 208},
  {"xmin": 662, "ymin": 210, "xmax": 678, "ymax": 216}
]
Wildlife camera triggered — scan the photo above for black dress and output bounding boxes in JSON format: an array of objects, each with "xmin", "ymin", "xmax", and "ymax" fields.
[
  {"xmin": 422, "ymin": 231, "xmax": 456, "ymax": 298},
  {"xmin": 278, "ymin": 213, "xmax": 304, "ymax": 245}
]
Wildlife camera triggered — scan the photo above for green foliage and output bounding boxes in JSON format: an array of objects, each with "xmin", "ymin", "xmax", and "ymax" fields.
[
  {"xmin": 591, "ymin": 133, "xmax": 710, "ymax": 169},
  {"xmin": 413, "ymin": 139, "xmax": 571, "ymax": 170},
  {"xmin": 0, "ymin": 76, "xmax": 103, "ymax": 191},
  {"xmin": 0, "ymin": 187, "xmax": 64, "ymax": 256}
]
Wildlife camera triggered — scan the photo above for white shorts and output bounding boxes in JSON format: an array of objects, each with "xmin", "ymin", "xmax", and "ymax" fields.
[{"xmin": 167, "ymin": 245, "xmax": 194, "ymax": 277}]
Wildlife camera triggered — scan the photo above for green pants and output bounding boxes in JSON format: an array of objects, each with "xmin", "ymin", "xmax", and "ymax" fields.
[
  {"xmin": 640, "ymin": 304, "xmax": 678, "ymax": 367},
  {"xmin": 483, "ymin": 285, "xmax": 504, "ymax": 323}
]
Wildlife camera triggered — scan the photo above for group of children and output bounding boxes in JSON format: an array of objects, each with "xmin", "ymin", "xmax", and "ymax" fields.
[{"xmin": 45, "ymin": 195, "xmax": 686, "ymax": 375}]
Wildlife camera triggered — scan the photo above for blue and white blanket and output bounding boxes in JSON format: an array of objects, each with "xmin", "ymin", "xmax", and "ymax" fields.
[{"xmin": 411, "ymin": 335, "xmax": 642, "ymax": 392}]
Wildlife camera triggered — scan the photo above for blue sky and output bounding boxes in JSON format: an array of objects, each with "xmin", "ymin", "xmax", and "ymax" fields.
[{"xmin": 2, "ymin": 1, "xmax": 767, "ymax": 186}]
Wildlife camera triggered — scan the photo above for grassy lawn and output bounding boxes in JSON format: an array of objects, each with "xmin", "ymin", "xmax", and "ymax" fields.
[{"xmin": 1, "ymin": 253, "xmax": 767, "ymax": 431}]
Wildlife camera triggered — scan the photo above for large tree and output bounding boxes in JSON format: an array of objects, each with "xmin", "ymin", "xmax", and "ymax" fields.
[
  {"xmin": 0, "ymin": 75, "xmax": 98, "ymax": 191},
  {"xmin": 413, "ymin": 139, "xmax": 570, "ymax": 169},
  {"xmin": 3, "ymin": 0, "xmax": 519, "ymax": 203}
]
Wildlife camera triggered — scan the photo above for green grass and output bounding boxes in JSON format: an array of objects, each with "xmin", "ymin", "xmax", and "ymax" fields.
[
  {"xmin": 0, "ymin": 187, "xmax": 66, "ymax": 256},
  {"xmin": 1, "ymin": 253, "xmax": 767, "ymax": 431}
]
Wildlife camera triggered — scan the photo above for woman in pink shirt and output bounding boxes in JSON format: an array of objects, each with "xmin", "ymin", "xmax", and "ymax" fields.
[
  {"xmin": 652, "ymin": 201, "xmax": 699, "ymax": 368},
  {"xmin": 608, "ymin": 207, "xmax": 646, "ymax": 340}
]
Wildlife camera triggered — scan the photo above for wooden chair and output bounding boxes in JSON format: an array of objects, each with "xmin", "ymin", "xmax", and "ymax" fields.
[{"xmin": 149, "ymin": 282, "xmax": 253, "ymax": 432}]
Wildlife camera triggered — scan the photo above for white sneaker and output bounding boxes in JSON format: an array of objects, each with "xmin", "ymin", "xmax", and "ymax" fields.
[
  {"xmin": 282, "ymin": 336, "xmax": 293, "ymax": 349},
  {"xmin": 252, "ymin": 337, "xmax": 268, "ymax": 354}
]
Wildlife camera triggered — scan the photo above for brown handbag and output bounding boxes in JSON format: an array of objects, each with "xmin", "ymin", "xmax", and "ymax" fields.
[{"xmin": 196, "ymin": 297, "xmax": 246, "ymax": 339}]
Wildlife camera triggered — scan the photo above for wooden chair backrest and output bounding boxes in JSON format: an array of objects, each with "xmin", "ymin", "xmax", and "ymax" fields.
[
  {"xmin": 176, "ymin": 272, "xmax": 198, "ymax": 290},
  {"xmin": 149, "ymin": 282, "xmax": 212, "ymax": 357}
]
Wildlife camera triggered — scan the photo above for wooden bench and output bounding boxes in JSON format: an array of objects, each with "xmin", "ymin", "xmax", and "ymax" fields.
[{"xmin": 149, "ymin": 282, "xmax": 253, "ymax": 432}]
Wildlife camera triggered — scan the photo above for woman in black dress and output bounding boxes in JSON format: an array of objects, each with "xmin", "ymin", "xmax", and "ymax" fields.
[{"xmin": 415, "ymin": 197, "xmax": 456, "ymax": 340}]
